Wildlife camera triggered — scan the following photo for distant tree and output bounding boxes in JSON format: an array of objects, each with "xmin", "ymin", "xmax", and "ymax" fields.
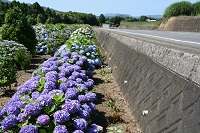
[
  {"xmin": 139, "ymin": 15, "xmax": 147, "ymax": 22},
  {"xmin": 99, "ymin": 14, "xmax": 105, "ymax": 24},
  {"xmin": 110, "ymin": 16, "xmax": 122, "ymax": 27},
  {"xmin": 0, "ymin": 7, "xmax": 37, "ymax": 54},
  {"xmin": 37, "ymin": 13, "xmax": 45, "ymax": 24}
]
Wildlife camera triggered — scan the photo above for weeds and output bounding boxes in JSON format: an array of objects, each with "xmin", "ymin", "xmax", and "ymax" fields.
[
  {"xmin": 107, "ymin": 125, "xmax": 122, "ymax": 133},
  {"xmin": 107, "ymin": 99, "xmax": 120, "ymax": 112}
]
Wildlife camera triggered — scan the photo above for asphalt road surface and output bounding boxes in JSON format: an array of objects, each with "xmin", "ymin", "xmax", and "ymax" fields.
[{"xmin": 102, "ymin": 28, "xmax": 200, "ymax": 49}]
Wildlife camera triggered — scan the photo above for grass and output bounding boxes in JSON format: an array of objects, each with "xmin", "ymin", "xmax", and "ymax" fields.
[{"xmin": 121, "ymin": 21, "xmax": 162, "ymax": 26}]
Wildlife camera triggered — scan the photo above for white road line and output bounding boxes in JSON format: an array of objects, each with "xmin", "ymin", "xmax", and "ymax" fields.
[{"xmin": 114, "ymin": 30, "xmax": 200, "ymax": 45}]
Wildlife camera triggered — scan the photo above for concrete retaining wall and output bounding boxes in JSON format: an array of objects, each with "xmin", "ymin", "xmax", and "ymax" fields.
[
  {"xmin": 94, "ymin": 28, "xmax": 200, "ymax": 133},
  {"xmin": 119, "ymin": 24, "xmax": 158, "ymax": 30},
  {"xmin": 159, "ymin": 16, "xmax": 200, "ymax": 32}
]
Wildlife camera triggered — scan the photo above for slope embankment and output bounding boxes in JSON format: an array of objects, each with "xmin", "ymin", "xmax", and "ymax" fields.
[
  {"xmin": 159, "ymin": 16, "xmax": 200, "ymax": 32},
  {"xmin": 94, "ymin": 28, "xmax": 200, "ymax": 133}
]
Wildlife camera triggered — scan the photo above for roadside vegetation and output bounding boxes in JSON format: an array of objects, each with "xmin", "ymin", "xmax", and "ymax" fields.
[{"xmin": 164, "ymin": 1, "xmax": 200, "ymax": 18}]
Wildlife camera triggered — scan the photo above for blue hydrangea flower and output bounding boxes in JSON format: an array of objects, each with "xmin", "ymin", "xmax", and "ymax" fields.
[
  {"xmin": 36, "ymin": 114, "xmax": 50, "ymax": 126},
  {"xmin": 62, "ymin": 100, "xmax": 81, "ymax": 114},
  {"xmin": 17, "ymin": 113, "xmax": 28, "ymax": 122},
  {"xmin": 79, "ymin": 50, "xmax": 85, "ymax": 55},
  {"xmin": 20, "ymin": 125, "xmax": 38, "ymax": 133},
  {"xmin": 72, "ymin": 72, "xmax": 81, "ymax": 79},
  {"xmin": 85, "ymin": 92, "xmax": 96, "ymax": 102},
  {"xmin": 79, "ymin": 110, "xmax": 90, "ymax": 119},
  {"xmin": 53, "ymin": 125, "xmax": 69, "ymax": 133},
  {"xmin": 1, "ymin": 115, "xmax": 18, "ymax": 130},
  {"xmin": 65, "ymin": 88, "xmax": 79, "ymax": 99},
  {"xmin": 37, "ymin": 94, "xmax": 54, "ymax": 107},
  {"xmin": 24, "ymin": 103, "xmax": 41, "ymax": 116},
  {"xmin": 73, "ymin": 118, "xmax": 88, "ymax": 130},
  {"xmin": 53, "ymin": 110, "xmax": 70, "ymax": 123}
]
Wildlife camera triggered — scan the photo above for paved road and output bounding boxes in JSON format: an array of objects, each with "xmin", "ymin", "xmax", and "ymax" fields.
[{"xmin": 102, "ymin": 28, "xmax": 200, "ymax": 49}]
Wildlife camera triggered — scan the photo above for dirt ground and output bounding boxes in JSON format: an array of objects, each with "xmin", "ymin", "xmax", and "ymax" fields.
[{"xmin": 0, "ymin": 55, "xmax": 141, "ymax": 133}]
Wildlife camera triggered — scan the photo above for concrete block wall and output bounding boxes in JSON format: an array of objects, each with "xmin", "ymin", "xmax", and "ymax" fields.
[
  {"xmin": 159, "ymin": 16, "xmax": 200, "ymax": 32},
  {"xmin": 94, "ymin": 28, "xmax": 200, "ymax": 133}
]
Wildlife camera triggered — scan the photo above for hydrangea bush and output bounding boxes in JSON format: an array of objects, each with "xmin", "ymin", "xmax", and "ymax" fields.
[
  {"xmin": 0, "ymin": 40, "xmax": 31, "ymax": 87},
  {"xmin": 64, "ymin": 26, "xmax": 102, "ymax": 67},
  {"xmin": 33, "ymin": 24, "xmax": 84, "ymax": 55},
  {"xmin": 0, "ymin": 27, "xmax": 103, "ymax": 133}
]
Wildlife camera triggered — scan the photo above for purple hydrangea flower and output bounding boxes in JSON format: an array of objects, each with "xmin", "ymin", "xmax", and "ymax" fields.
[
  {"xmin": 24, "ymin": 103, "xmax": 41, "ymax": 116},
  {"xmin": 44, "ymin": 81, "xmax": 56, "ymax": 91},
  {"xmin": 20, "ymin": 125, "xmax": 38, "ymax": 133},
  {"xmin": 53, "ymin": 110, "xmax": 70, "ymax": 123},
  {"xmin": 62, "ymin": 100, "xmax": 81, "ymax": 114},
  {"xmin": 10, "ymin": 92, "xmax": 21, "ymax": 102},
  {"xmin": 79, "ymin": 110, "xmax": 90, "ymax": 119},
  {"xmin": 48, "ymin": 57, "xmax": 57, "ymax": 61},
  {"xmin": 31, "ymin": 91, "xmax": 40, "ymax": 100},
  {"xmin": 88, "ymin": 124, "xmax": 103, "ymax": 133},
  {"xmin": 68, "ymin": 75, "xmax": 76, "ymax": 81},
  {"xmin": 53, "ymin": 125, "xmax": 69, "ymax": 133},
  {"xmin": 76, "ymin": 78, "xmax": 83, "ymax": 84},
  {"xmin": 65, "ymin": 88, "xmax": 79, "ymax": 99},
  {"xmin": 85, "ymin": 92, "xmax": 96, "ymax": 102},
  {"xmin": 76, "ymin": 60, "xmax": 83, "ymax": 67},
  {"xmin": 59, "ymin": 82, "xmax": 68, "ymax": 92},
  {"xmin": 0, "ymin": 108, "xmax": 6, "ymax": 118},
  {"xmin": 79, "ymin": 56, "xmax": 87, "ymax": 62},
  {"xmin": 17, "ymin": 113, "xmax": 28, "ymax": 122},
  {"xmin": 42, "ymin": 67, "xmax": 51, "ymax": 73},
  {"xmin": 49, "ymin": 89, "xmax": 63, "ymax": 96},
  {"xmin": 88, "ymin": 102, "xmax": 96, "ymax": 111},
  {"xmin": 80, "ymin": 73, "xmax": 88, "ymax": 81},
  {"xmin": 73, "ymin": 118, "xmax": 88, "ymax": 130},
  {"xmin": 76, "ymin": 84, "xmax": 88, "ymax": 92},
  {"xmin": 77, "ymin": 95, "xmax": 86, "ymax": 103},
  {"xmin": 5, "ymin": 104, "xmax": 20, "ymax": 115},
  {"xmin": 1, "ymin": 115, "xmax": 18, "ymax": 130},
  {"xmin": 81, "ymin": 104, "xmax": 91, "ymax": 113},
  {"xmin": 41, "ymin": 89, "xmax": 49, "ymax": 95},
  {"xmin": 84, "ymin": 80, "xmax": 94, "ymax": 89},
  {"xmin": 72, "ymin": 130, "xmax": 84, "ymax": 133},
  {"xmin": 37, "ymin": 94, "xmax": 54, "ymax": 107},
  {"xmin": 36, "ymin": 114, "xmax": 50, "ymax": 126},
  {"xmin": 72, "ymin": 65, "xmax": 81, "ymax": 72},
  {"xmin": 54, "ymin": 53, "xmax": 61, "ymax": 57}
]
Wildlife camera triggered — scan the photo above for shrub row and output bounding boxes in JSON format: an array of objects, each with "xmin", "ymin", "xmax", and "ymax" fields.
[{"xmin": 0, "ymin": 26, "xmax": 103, "ymax": 133}]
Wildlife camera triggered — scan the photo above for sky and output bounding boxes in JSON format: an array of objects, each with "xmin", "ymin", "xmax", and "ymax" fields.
[{"xmin": 16, "ymin": 0, "xmax": 200, "ymax": 17}]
